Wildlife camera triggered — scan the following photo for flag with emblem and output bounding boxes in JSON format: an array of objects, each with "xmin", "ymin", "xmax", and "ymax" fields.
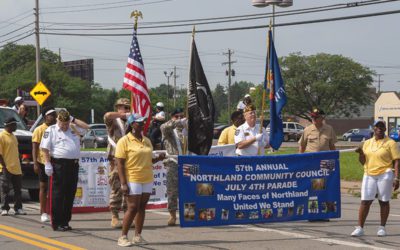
[
  {"xmin": 123, "ymin": 29, "xmax": 151, "ymax": 133},
  {"xmin": 187, "ymin": 36, "xmax": 215, "ymax": 155},
  {"xmin": 265, "ymin": 29, "xmax": 287, "ymax": 150}
]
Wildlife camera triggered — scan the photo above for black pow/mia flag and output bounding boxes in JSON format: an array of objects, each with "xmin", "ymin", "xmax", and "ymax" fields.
[{"xmin": 187, "ymin": 38, "xmax": 215, "ymax": 155}]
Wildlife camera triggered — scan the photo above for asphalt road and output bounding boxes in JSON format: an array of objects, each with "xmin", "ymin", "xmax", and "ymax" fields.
[{"xmin": 1, "ymin": 191, "xmax": 400, "ymax": 250}]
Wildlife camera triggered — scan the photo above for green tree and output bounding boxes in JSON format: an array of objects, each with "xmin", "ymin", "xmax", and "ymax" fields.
[
  {"xmin": 212, "ymin": 83, "xmax": 227, "ymax": 121},
  {"xmin": 281, "ymin": 53, "xmax": 374, "ymax": 120}
]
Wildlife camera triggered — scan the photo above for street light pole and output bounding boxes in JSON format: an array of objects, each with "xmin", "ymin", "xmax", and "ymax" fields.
[{"xmin": 164, "ymin": 70, "xmax": 173, "ymax": 113}]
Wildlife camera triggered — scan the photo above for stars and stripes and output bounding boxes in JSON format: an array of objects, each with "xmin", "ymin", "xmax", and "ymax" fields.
[
  {"xmin": 123, "ymin": 30, "xmax": 151, "ymax": 132},
  {"xmin": 182, "ymin": 164, "xmax": 199, "ymax": 177}
]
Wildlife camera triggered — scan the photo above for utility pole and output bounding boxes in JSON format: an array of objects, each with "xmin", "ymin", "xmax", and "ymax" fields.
[
  {"xmin": 173, "ymin": 66, "xmax": 179, "ymax": 108},
  {"xmin": 222, "ymin": 49, "xmax": 237, "ymax": 119},
  {"xmin": 376, "ymin": 74, "xmax": 384, "ymax": 93},
  {"xmin": 164, "ymin": 71, "xmax": 173, "ymax": 114},
  {"xmin": 34, "ymin": 0, "xmax": 41, "ymax": 116}
]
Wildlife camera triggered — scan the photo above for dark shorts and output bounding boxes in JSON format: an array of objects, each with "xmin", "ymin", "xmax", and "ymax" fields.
[{"xmin": 38, "ymin": 163, "xmax": 48, "ymax": 183}]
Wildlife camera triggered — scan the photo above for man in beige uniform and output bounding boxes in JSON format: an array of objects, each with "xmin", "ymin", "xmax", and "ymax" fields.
[
  {"xmin": 299, "ymin": 108, "xmax": 337, "ymax": 153},
  {"xmin": 104, "ymin": 98, "xmax": 131, "ymax": 228},
  {"xmin": 298, "ymin": 108, "xmax": 336, "ymax": 222}
]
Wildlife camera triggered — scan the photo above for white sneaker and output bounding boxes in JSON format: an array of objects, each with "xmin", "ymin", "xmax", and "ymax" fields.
[
  {"xmin": 14, "ymin": 209, "xmax": 27, "ymax": 215},
  {"xmin": 117, "ymin": 235, "xmax": 132, "ymax": 247},
  {"xmin": 377, "ymin": 226, "xmax": 386, "ymax": 237},
  {"xmin": 41, "ymin": 213, "xmax": 50, "ymax": 222},
  {"xmin": 351, "ymin": 226, "xmax": 364, "ymax": 237},
  {"xmin": 1, "ymin": 210, "xmax": 8, "ymax": 216},
  {"xmin": 132, "ymin": 234, "xmax": 148, "ymax": 245}
]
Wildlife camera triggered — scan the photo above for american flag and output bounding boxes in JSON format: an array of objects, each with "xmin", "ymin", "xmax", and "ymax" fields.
[
  {"xmin": 182, "ymin": 164, "xmax": 199, "ymax": 177},
  {"xmin": 123, "ymin": 30, "xmax": 151, "ymax": 132}
]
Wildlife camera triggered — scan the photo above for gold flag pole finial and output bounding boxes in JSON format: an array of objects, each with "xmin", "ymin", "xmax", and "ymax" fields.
[
  {"xmin": 131, "ymin": 10, "xmax": 143, "ymax": 31},
  {"xmin": 192, "ymin": 25, "xmax": 196, "ymax": 38}
]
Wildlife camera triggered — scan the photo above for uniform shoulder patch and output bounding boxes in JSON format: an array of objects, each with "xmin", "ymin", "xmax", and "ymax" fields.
[
  {"xmin": 235, "ymin": 129, "xmax": 240, "ymax": 136},
  {"xmin": 43, "ymin": 131, "xmax": 49, "ymax": 139}
]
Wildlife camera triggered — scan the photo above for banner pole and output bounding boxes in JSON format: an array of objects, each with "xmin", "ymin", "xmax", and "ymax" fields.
[{"xmin": 258, "ymin": 20, "xmax": 272, "ymax": 156}]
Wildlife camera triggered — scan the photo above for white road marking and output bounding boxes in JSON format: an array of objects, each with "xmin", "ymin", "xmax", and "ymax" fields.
[{"xmin": 148, "ymin": 210, "xmax": 394, "ymax": 250}]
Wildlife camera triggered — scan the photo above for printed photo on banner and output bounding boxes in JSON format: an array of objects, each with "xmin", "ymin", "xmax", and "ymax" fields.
[
  {"xmin": 261, "ymin": 209, "xmax": 273, "ymax": 219},
  {"xmin": 199, "ymin": 208, "xmax": 215, "ymax": 221},
  {"xmin": 322, "ymin": 201, "xmax": 337, "ymax": 213},
  {"xmin": 221, "ymin": 209, "xmax": 229, "ymax": 220},
  {"xmin": 287, "ymin": 207, "xmax": 294, "ymax": 217},
  {"xmin": 320, "ymin": 159, "xmax": 335, "ymax": 171},
  {"xmin": 297, "ymin": 205, "xmax": 304, "ymax": 216},
  {"xmin": 184, "ymin": 203, "xmax": 196, "ymax": 221},
  {"xmin": 311, "ymin": 178, "xmax": 326, "ymax": 191},
  {"xmin": 249, "ymin": 211, "xmax": 259, "ymax": 220},
  {"xmin": 308, "ymin": 196, "xmax": 319, "ymax": 213},
  {"xmin": 235, "ymin": 211, "xmax": 245, "ymax": 220},
  {"xmin": 196, "ymin": 183, "xmax": 214, "ymax": 196}
]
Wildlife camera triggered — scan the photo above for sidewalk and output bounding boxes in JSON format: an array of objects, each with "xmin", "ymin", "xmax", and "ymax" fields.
[{"xmin": 340, "ymin": 180, "xmax": 361, "ymax": 195}]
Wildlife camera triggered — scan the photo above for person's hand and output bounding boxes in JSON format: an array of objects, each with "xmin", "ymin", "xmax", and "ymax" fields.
[
  {"xmin": 69, "ymin": 116, "xmax": 75, "ymax": 123},
  {"xmin": 121, "ymin": 183, "xmax": 129, "ymax": 195},
  {"xmin": 44, "ymin": 162, "xmax": 53, "ymax": 176},
  {"xmin": 394, "ymin": 178, "xmax": 400, "ymax": 191},
  {"xmin": 255, "ymin": 133, "xmax": 263, "ymax": 142},
  {"xmin": 33, "ymin": 162, "xmax": 40, "ymax": 174},
  {"xmin": 125, "ymin": 112, "xmax": 132, "ymax": 119},
  {"xmin": 158, "ymin": 153, "xmax": 166, "ymax": 161}
]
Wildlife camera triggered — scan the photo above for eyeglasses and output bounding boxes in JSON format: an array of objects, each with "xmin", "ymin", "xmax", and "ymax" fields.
[{"xmin": 124, "ymin": 106, "xmax": 131, "ymax": 110}]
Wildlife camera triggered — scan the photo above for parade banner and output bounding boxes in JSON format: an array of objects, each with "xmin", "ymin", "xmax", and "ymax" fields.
[
  {"xmin": 207, "ymin": 144, "xmax": 236, "ymax": 156},
  {"xmin": 72, "ymin": 151, "xmax": 168, "ymax": 212},
  {"xmin": 178, "ymin": 151, "xmax": 340, "ymax": 227}
]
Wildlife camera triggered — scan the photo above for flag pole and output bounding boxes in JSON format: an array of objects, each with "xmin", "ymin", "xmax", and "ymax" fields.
[
  {"xmin": 257, "ymin": 20, "xmax": 272, "ymax": 156},
  {"xmin": 130, "ymin": 10, "xmax": 143, "ymax": 109},
  {"xmin": 183, "ymin": 26, "xmax": 195, "ymax": 155}
]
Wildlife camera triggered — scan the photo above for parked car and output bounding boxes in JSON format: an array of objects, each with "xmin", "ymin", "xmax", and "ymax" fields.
[
  {"xmin": 389, "ymin": 128, "xmax": 400, "ymax": 142},
  {"xmin": 89, "ymin": 123, "xmax": 107, "ymax": 130},
  {"xmin": 266, "ymin": 122, "xmax": 304, "ymax": 142},
  {"xmin": 0, "ymin": 107, "xmax": 38, "ymax": 200},
  {"xmin": 213, "ymin": 124, "xmax": 229, "ymax": 139},
  {"xmin": 342, "ymin": 128, "xmax": 372, "ymax": 142},
  {"xmin": 81, "ymin": 128, "xmax": 108, "ymax": 148}
]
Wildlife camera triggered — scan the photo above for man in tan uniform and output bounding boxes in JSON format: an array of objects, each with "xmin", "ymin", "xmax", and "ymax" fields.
[
  {"xmin": 299, "ymin": 108, "xmax": 337, "ymax": 153},
  {"xmin": 104, "ymin": 98, "xmax": 131, "ymax": 228},
  {"xmin": 298, "ymin": 108, "xmax": 336, "ymax": 222}
]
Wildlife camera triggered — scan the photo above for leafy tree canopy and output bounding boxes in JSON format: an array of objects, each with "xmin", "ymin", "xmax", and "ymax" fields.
[{"xmin": 280, "ymin": 53, "xmax": 375, "ymax": 120}]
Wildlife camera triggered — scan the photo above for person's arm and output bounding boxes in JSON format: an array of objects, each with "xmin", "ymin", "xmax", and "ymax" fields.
[
  {"xmin": 104, "ymin": 112, "xmax": 129, "ymax": 122},
  {"xmin": 355, "ymin": 146, "xmax": 366, "ymax": 165},
  {"xmin": 42, "ymin": 148, "xmax": 51, "ymax": 164},
  {"xmin": 152, "ymin": 153, "xmax": 166, "ymax": 163},
  {"xmin": 329, "ymin": 128, "xmax": 337, "ymax": 150},
  {"xmin": 237, "ymin": 137, "xmax": 258, "ymax": 149},
  {"xmin": 116, "ymin": 158, "xmax": 129, "ymax": 195},
  {"xmin": 32, "ymin": 142, "xmax": 40, "ymax": 174},
  {"xmin": 393, "ymin": 159, "xmax": 399, "ymax": 191},
  {"xmin": 72, "ymin": 117, "xmax": 89, "ymax": 130},
  {"xmin": 0, "ymin": 154, "xmax": 7, "ymax": 173}
]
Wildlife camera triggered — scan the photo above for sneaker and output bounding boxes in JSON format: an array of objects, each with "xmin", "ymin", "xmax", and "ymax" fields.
[
  {"xmin": 117, "ymin": 235, "xmax": 132, "ymax": 247},
  {"xmin": 351, "ymin": 226, "xmax": 364, "ymax": 237},
  {"xmin": 377, "ymin": 226, "xmax": 386, "ymax": 237},
  {"xmin": 41, "ymin": 213, "xmax": 50, "ymax": 223},
  {"xmin": 14, "ymin": 209, "xmax": 27, "ymax": 215},
  {"xmin": 132, "ymin": 234, "xmax": 148, "ymax": 245},
  {"xmin": 1, "ymin": 210, "xmax": 8, "ymax": 216}
]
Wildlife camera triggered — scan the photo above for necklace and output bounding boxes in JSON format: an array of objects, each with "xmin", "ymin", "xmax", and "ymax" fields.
[{"xmin": 370, "ymin": 138, "xmax": 384, "ymax": 152}]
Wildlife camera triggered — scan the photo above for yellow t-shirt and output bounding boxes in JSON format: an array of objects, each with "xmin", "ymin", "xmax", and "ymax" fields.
[
  {"xmin": 0, "ymin": 130, "xmax": 22, "ymax": 175},
  {"xmin": 217, "ymin": 125, "xmax": 237, "ymax": 145},
  {"xmin": 32, "ymin": 123, "xmax": 49, "ymax": 164},
  {"xmin": 362, "ymin": 137, "xmax": 400, "ymax": 176},
  {"xmin": 115, "ymin": 132, "xmax": 153, "ymax": 183}
]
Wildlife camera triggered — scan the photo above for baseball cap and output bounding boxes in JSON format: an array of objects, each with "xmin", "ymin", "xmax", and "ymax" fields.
[
  {"xmin": 171, "ymin": 108, "xmax": 184, "ymax": 116},
  {"xmin": 373, "ymin": 119, "xmax": 386, "ymax": 127},
  {"xmin": 4, "ymin": 117, "xmax": 18, "ymax": 126},
  {"xmin": 310, "ymin": 108, "xmax": 325, "ymax": 118},
  {"xmin": 42, "ymin": 106, "xmax": 56, "ymax": 117},
  {"xmin": 14, "ymin": 96, "xmax": 23, "ymax": 102},
  {"xmin": 244, "ymin": 94, "xmax": 251, "ymax": 98},
  {"xmin": 127, "ymin": 113, "xmax": 146, "ymax": 124},
  {"xmin": 115, "ymin": 98, "xmax": 130, "ymax": 108},
  {"xmin": 243, "ymin": 104, "xmax": 256, "ymax": 113}
]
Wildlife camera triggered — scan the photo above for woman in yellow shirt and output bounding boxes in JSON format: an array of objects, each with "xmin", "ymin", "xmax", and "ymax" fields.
[
  {"xmin": 115, "ymin": 113, "xmax": 164, "ymax": 247},
  {"xmin": 352, "ymin": 120, "xmax": 400, "ymax": 237}
]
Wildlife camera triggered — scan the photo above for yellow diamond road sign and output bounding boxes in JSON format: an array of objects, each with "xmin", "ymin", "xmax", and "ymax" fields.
[{"xmin": 30, "ymin": 81, "xmax": 51, "ymax": 106}]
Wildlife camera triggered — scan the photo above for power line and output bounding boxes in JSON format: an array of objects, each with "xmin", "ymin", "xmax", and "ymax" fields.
[
  {"xmin": 41, "ymin": 0, "xmax": 173, "ymax": 15},
  {"xmin": 0, "ymin": 22, "xmax": 34, "ymax": 38},
  {"xmin": 41, "ymin": 0, "xmax": 143, "ymax": 9},
  {"xmin": 0, "ymin": 32, "xmax": 34, "ymax": 48},
  {"xmin": 0, "ymin": 30, "xmax": 35, "ymax": 44},
  {"xmin": 0, "ymin": 12, "xmax": 33, "ymax": 30},
  {"xmin": 0, "ymin": 10, "xmax": 32, "ymax": 24},
  {"xmin": 39, "ymin": 0, "xmax": 395, "ymax": 27},
  {"xmin": 39, "ymin": 9, "xmax": 400, "ymax": 37}
]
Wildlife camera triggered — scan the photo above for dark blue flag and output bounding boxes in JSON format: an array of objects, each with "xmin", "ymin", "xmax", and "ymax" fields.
[{"xmin": 265, "ymin": 30, "xmax": 287, "ymax": 150}]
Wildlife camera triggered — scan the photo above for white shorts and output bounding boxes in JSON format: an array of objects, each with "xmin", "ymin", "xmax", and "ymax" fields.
[
  {"xmin": 361, "ymin": 170, "xmax": 393, "ymax": 202},
  {"xmin": 128, "ymin": 182, "xmax": 153, "ymax": 195}
]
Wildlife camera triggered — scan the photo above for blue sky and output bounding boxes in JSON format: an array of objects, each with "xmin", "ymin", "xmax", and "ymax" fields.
[{"xmin": 1, "ymin": 0, "xmax": 399, "ymax": 92}]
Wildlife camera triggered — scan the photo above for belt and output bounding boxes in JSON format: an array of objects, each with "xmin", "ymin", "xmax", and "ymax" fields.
[{"xmin": 51, "ymin": 158, "xmax": 79, "ymax": 164}]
